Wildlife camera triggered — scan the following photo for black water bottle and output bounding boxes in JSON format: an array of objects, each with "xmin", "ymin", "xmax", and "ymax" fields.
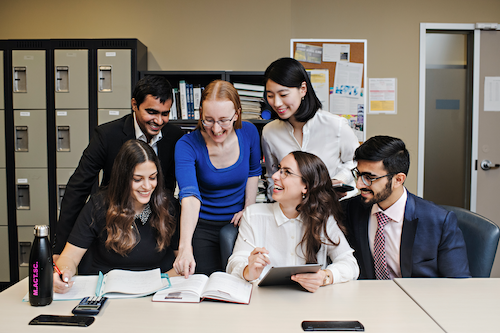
[{"xmin": 29, "ymin": 225, "xmax": 53, "ymax": 306}]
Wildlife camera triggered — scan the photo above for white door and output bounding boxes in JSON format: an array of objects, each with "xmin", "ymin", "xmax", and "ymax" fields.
[{"xmin": 473, "ymin": 29, "xmax": 500, "ymax": 277}]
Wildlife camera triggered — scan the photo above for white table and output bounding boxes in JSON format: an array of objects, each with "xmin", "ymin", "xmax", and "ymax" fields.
[
  {"xmin": 395, "ymin": 278, "xmax": 500, "ymax": 333},
  {"xmin": 0, "ymin": 278, "xmax": 443, "ymax": 332}
]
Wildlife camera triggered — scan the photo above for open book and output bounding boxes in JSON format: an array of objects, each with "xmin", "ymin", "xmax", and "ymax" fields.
[
  {"xmin": 24, "ymin": 268, "xmax": 171, "ymax": 301},
  {"xmin": 152, "ymin": 272, "xmax": 252, "ymax": 304}
]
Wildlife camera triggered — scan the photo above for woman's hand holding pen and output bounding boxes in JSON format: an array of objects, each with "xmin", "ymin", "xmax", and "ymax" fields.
[
  {"xmin": 244, "ymin": 247, "xmax": 271, "ymax": 281},
  {"xmin": 53, "ymin": 263, "xmax": 75, "ymax": 294}
]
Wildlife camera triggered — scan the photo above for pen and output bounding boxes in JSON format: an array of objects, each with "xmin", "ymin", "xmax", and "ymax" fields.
[
  {"xmin": 53, "ymin": 262, "xmax": 63, "ymax": 280},
  {"xmin": 243, "ymin": 238, "xmax": 270, "ymax": 259}
]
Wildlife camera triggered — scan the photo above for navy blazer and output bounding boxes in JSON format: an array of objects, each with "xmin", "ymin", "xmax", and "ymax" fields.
[
  {"xmin": 342, "ymin": 191, "xmax": 470, "ymax": 279},
  {"xmin": 54, "ymin": 114, "xmax": 184, "ymax": 253}
]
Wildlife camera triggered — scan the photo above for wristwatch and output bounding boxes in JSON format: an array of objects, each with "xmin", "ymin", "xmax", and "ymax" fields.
[{"xmin": 322, "ymin": 270, "xmax": 332, "ymax": 286}]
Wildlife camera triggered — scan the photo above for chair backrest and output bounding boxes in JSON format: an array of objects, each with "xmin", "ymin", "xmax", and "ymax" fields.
[
  {"xmin": 440, "ymin": 205, "xmax": 500, "ymax": 277},
  {"xmin": 219, "ymin": 223, "xmax": 239, "ymax": 270}
]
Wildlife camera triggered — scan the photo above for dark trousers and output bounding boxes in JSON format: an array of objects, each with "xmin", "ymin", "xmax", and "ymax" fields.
[{"xmin": 192, "ymin": 219, "xmax": 226, "ymax": 276}]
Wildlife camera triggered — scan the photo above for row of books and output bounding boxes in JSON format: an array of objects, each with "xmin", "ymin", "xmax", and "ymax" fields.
[
  {"xmin": 169, "ymin": 80, "xmax": 202, "ymax": 120},
  {"xmin": 169, "ymin": 81, "xmax": 267, "ymax": 121}
]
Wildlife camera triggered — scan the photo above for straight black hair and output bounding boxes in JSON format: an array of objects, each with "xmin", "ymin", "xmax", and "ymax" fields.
[
  {"xmin": 132, "ymin": 75, "xmax": 173, "ymax": 107},
  {"xmin": 354, "ymin": 135, "xmax": 410, "ymax": 175},
  {"xmin": 264, "ymin": 57, "xmax": 322, "ymax": 123}
]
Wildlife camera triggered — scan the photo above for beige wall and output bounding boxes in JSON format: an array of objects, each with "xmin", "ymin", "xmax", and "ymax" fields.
[{"xmin": 1, "ymin": 0, "xmax": 499, "ymax": 193}]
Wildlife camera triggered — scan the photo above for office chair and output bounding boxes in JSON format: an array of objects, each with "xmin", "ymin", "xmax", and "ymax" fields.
[
  {"xmin": 440, "ymin": 205, "xmax": 500, "ymax": 277},
  {"xmin": 219, "ymin": 223, "xmax": 239, "ymax": 269}
]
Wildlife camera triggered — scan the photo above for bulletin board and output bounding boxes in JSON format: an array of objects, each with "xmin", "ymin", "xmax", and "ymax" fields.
[{"xmin": 291, "ymin": 39, "xmax": 367, "ymax": 142}]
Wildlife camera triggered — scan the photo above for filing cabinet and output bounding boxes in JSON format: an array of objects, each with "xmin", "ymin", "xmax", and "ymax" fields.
[
  {"xmin": 12, "ymin": 50, "xmax": 46, "ymax": 110},
  {"xmin": 17, "ymin": 225, "xmax": 35, "ymax": 280},
  {"xmin": 1, "ymin": 39, "xmax": 147, "ymax": 286},
  {"xmin": 56, "ymin": 168, "xmax": 74, "ymax": 216},
  {"xmin": 15, "ymin": 168, "xmax": 49, "ymax": 226},
  {"xmin": 0, "ymin": 226, "xmax": 10, "ymax": 282},
  {"xmin": 55, "ymin": 110, "xmax": 88, "ymax": 168},
  {"xmin": 13, "ymin": 110, "xmax": 47, "ymax": 168},
  {"xmin": 97, "ymin": 49, "xmax": 132, "ymax": 109},
  {"xmin": 54, "ymin": 49, "xmax": 89, "ymax": 109}
]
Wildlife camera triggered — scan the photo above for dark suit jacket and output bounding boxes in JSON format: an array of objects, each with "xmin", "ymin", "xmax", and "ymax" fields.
[
  {"xmin": 53, "ymin": 114, "xmax": 184, "ymax": 253},
  {"xmin": 342, "ymin": 191, "xmax": 471, "ymax": 279}
]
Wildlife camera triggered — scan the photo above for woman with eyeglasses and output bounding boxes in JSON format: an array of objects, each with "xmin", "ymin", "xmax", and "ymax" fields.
[
  {"xmin": 173, "ymin": 80, "xmax": 261, "ymax": 277},
  {"xmin": 227, "ymin": 151, "xmax": 359, "ymax": 292},
  {"xmin": 261, "ymin": 57, "xmax": 360, "ymax": 199}
]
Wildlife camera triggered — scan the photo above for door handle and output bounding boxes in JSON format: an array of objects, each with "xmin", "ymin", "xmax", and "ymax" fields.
[{"xmin": 481, "ymin": 160, "xmax": 500, "ymax": 170}]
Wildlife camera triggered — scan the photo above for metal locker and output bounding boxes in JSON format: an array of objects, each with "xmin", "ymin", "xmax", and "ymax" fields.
[
  {"xmin": 17, "ymin": 225, "xmax": 35, "ymax": 280},
  {"xmin": 98, "ymin": 109, "xmax": 131, "ymax": 125},
  {"xmin": 12, "ymin": 50, "xmax": 46, "ymax": 110},
  {"xmin": 0, "ymin": 51, "xmax": 4, "ymax": 110},
  {"xmin": 56, "ymin": 168, "xmax": 74, "ymax": 216},
  {"xmin": 0, "ymin": 110, "xmax": 4, "ymax": 168},
  {"xmin": 54, "ymin": 50, "xmax": 89, "ymax": 109},
  {"xmin": 14, "ymin": 110, "xmax": 47, "ymax": 168},
  {"xmin": 15, "ymin": 169, "xmax": 49, "ymax": 226},
  {"xmin": 0, "ymin": 226, "xmax": 10, "ymax": 282},
  {"xmin": 0, "ymin": 169, "xmax": 7, "ymax": 226},
  {"xmin": 56, "ymin": 110, "xmax": 89, "ymax": 168},
  {"xmin": 97, "ymin": 49, "xmax": 131, "ymax": 109}
]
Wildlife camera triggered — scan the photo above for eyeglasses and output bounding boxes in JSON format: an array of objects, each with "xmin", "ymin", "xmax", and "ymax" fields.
[
  {"xmin": 275, "ymin": 164, "xmax": 302, "ymax": 180},
  {"xmin": 201, "ymin": 112, "xmax": 236, "ymax": 128},
  {"xmin": 351, "ymin": 168, "xmax": 394, "ymax": 187}
]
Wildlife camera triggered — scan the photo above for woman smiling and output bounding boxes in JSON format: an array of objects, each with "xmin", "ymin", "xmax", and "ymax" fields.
[
  {"xmin": 174, "ymin": 80, "xmax": 261, "ymax": 277},
  {"xmin": 227, "ymin": 151, "xmax": 359, "ymax": 292}
]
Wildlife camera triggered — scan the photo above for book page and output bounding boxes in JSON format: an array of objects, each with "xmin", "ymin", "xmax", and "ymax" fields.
[
  {"xmin": 202, "ymin": 272, "xmax": 252, "ymax": 303},
  {"xmin": 102, "ymin": 268, "xmax": 163, "ymax": 295},
  {"xmin": 152, "ymin": 275, "xmax": 208, "ymax": 302},
  {"xmin": 23, "ymin": 276, "xmax": 98, "ymax": 302}
]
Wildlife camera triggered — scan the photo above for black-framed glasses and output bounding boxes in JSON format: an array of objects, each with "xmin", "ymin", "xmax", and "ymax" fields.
[
  {"xmin": 351, "ymin": 168, "xmax": 394, "ymax": 187},
  {"xmin": 275, "ymin": 164, "xmax": 302, "ymax": 180},
  {"xmin": 201, "ymin": 111, "xmax": 237, "ymax": 128}
]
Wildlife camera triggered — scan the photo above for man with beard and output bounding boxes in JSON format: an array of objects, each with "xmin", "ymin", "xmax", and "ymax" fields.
[
  {"xmin": 342, "ymin": 136, "xmax": 470, "ymax": 279},
  {"xmin": 53, "ymin": 75, "xmax": 184, "ymax": 266}
]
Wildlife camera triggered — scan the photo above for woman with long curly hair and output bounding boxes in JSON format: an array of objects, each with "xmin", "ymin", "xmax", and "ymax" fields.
[
  {"xmin": 227, "ymin": 151, "xmax": 359, "ymax": 292},
  {"xmin": 54, "ymin": 140, "xmax": 177, "ymax": 293}
]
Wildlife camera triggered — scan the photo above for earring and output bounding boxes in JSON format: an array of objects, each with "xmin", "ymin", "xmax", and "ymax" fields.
[
  {"xmin": 302, "ymin": 193, "xmax": 306, "ymax": 199},
  {"xmin": 301, "ymin": 96, "xmax": 305, "ymax": 101}
]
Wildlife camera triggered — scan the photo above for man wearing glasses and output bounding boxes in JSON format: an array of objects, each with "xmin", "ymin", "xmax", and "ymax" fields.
[{"xmin": 342, "ymin": 135, "xmax": 470, "ymax": 279}]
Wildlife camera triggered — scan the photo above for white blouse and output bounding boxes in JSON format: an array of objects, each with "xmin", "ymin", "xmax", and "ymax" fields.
[
  {"xmin": 261, "ymin": 110, "xmax": 359, "ymax": 198},
  {"xmin": 226, "ymin": 202, "xmax": 359, "ymax": 284}
]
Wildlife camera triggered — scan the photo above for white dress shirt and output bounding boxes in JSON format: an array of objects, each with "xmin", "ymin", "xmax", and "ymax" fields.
[
  {"xmin": 227, "ymin": 202, "xmax": 359, "ymax": 284},
  {"xmin": 368, "ymin": 187, "xmax": 407, "ymax": 279},
  {"xmin": 261, "ymin": 110, "xmax": 359, "ymax": 199},
  {"xmin": 133, "ymin": 113, "xmax": 162, "ymax": 154}
]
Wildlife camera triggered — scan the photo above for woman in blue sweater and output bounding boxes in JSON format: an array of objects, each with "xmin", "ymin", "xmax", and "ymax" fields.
[{"xmin": 173, "ymin": 80, "xmax": 261, "ymax": 277}]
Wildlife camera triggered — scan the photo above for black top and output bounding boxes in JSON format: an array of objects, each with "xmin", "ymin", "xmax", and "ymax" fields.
[{"xmin": 68, "ymin": 191, "xmax": 179, "ymax": 275}]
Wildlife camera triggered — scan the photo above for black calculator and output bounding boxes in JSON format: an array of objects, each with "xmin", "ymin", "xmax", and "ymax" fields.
[{"xmin": 72, "ymin": 296, "xmax": 108, "ymax": 316}]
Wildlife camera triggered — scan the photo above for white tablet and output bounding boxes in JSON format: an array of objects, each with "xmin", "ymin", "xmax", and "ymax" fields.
[{"xmin": 257, "ymin": 264, "xmax": 322, "ymax": 287}]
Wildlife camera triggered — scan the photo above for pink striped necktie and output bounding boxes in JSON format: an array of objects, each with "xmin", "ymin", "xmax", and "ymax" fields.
[{"xmin": 374, "ymin": 212, "xmax": 391, "ymax": 280}]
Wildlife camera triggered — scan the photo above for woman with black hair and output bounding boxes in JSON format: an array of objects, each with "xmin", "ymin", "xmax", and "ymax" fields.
[
  {"xmin": 54, "ymin": 140, "xmax": 178, "ymax": 293},
  {"xmin": 227, "ymin": 151, "xmax": 359, "ymax": 292},
  {"xmin": 262, "ymin": 57, "xmax": 359, "ymax": 199}
]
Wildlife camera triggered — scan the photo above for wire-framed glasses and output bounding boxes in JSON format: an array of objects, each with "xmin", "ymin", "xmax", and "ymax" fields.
[
  {"xmin": 351, "ymin": 167, "xmax": 394, "ymax": 186},
  {"xmin": 201, "ymin": 111, "xmax": 236, "ymax": 128}
]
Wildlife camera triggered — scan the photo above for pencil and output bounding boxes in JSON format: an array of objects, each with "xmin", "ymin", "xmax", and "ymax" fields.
[{"xmin": 242, "ymin": 238, "xmax": 270, "ymax": 259}]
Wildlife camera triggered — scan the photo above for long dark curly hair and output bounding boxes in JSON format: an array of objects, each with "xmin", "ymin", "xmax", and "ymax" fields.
[
  {"xmin": 291, "ymin": 151, "xmax": 345, "ymax": 263},
  {"xmin": 104, "ymin": 140, "xmax": 175, "ymax": 256}
]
